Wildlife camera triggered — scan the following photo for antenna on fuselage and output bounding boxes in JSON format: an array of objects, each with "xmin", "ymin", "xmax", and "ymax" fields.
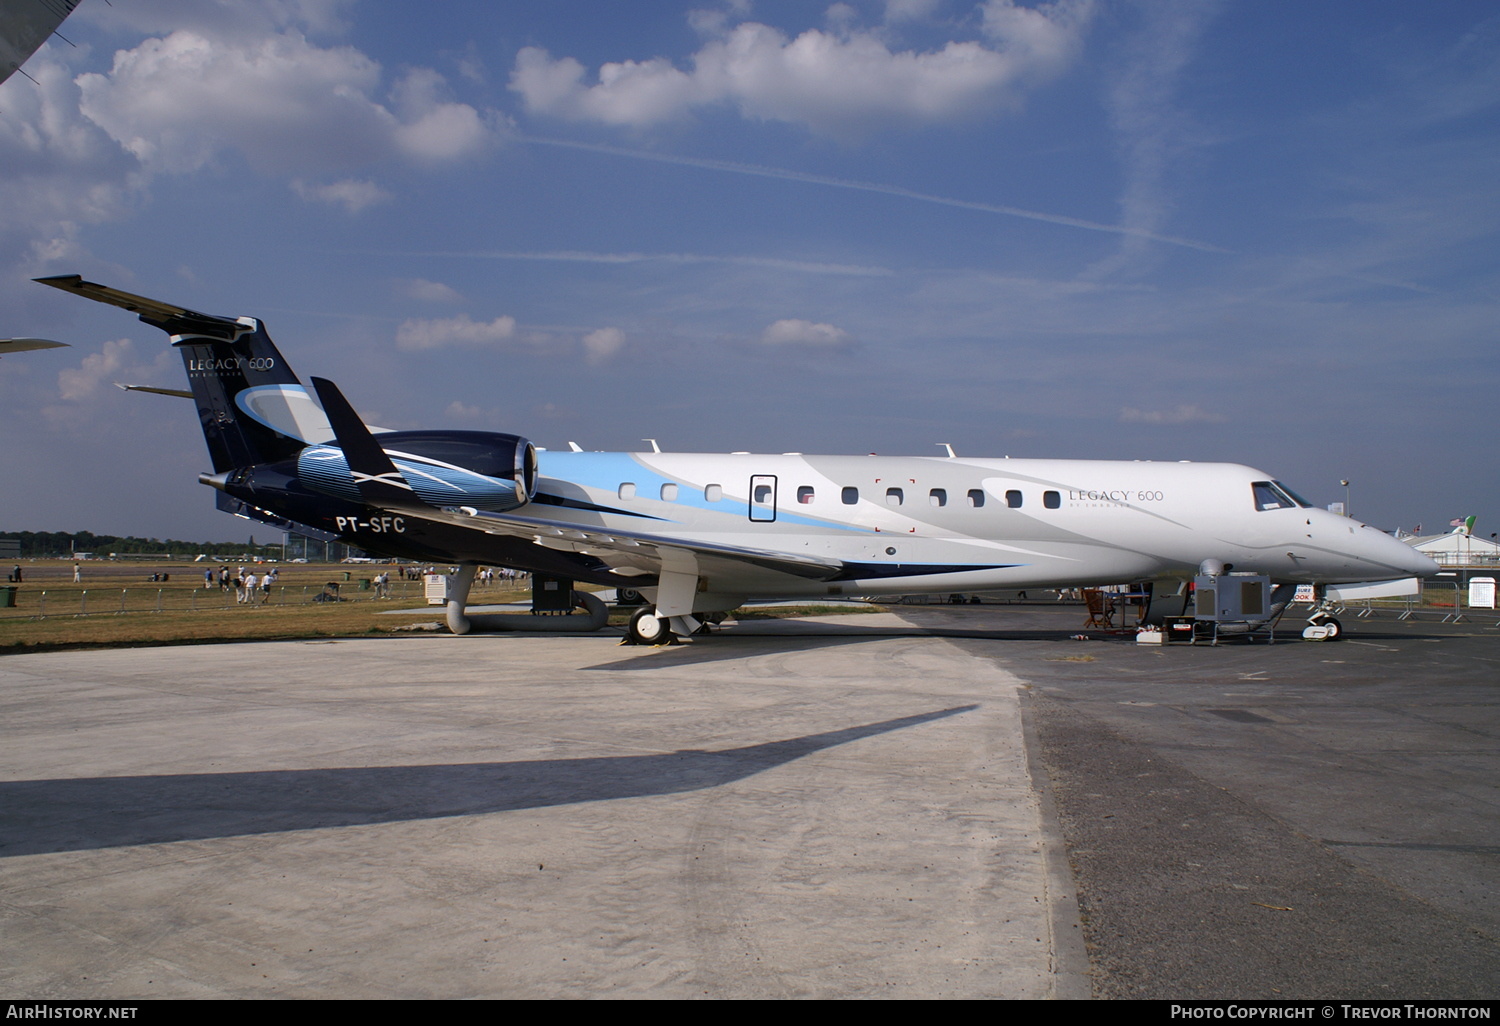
[
  {"xmin": 643, "ymin": 438, "xmax": 662, "ymax": 453},
  {"xmin": 937, "ymin": 443, "xmax": 957, "ymax": 458}
]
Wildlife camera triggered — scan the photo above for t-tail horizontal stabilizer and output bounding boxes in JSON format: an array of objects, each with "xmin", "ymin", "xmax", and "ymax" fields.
[
  {"xmin": 34, "ymin": 275, "xmax": 249, "ymax": 339},
  {"xmin": 309, "ymin": 377, "xmax": 427, "ymax": 512}
]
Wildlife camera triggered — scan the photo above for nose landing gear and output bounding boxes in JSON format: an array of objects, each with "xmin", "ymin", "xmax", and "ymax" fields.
[{"xmin": 1302, "ymin": 586, "xmax": 1344, "ymax": 641}]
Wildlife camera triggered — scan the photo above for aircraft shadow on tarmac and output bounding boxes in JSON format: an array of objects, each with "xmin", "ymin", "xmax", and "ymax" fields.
[
  {"xmin": 580, "ymin": 621, "xmax": 1097, "ymax": 671},
  {"xmin": 0, "ymin": 705, "xmax": 977, "ymax": 857}
]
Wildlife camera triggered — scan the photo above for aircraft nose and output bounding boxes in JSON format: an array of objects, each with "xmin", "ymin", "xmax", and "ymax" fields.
[
  {"xmin": 1374, "ymin": 530, "xmax": 1439, "ymax": 577},
  {"xmin": 1401, "ymin": 543, "xmax": 1441, "ymax": 577}
]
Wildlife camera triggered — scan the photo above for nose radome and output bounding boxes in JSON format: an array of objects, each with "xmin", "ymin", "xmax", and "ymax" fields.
[
  {"xmin": 1376, "ymin": 530, "xmax": 1439, "ymax": 576},
  {"xmin": 1402, "ymin": 543, "xmax": 1441, "ymax": 577}
]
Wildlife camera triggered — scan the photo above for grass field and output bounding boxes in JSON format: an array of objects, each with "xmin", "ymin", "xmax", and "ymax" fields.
[
  {"xmin": 0, "ymin": 560, "xmax": 523, "ymax": 652},
  {"xmin": 0, "ymin": 559, "xmax": 886, "ymax": 652}
]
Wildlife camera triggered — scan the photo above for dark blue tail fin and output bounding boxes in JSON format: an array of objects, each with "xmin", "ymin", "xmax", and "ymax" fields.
[{"xmin": 35, "ymin": 275, "xmax": 314, "ymax": 472}]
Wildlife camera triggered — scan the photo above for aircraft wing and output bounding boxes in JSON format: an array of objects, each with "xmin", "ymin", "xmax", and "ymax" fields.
[
  {"xmin": 1, "ymin": 0, "xmax": 80, "ymax": 86},
  {"xmin": 457, "ymin": 507, "xmax": 844, "ymax": 582},
  {"xmin": 311, "ymin": 376, "xmax": 844, "ymax": 585},
  {"xmin": 115, "ymin": 383, "xmax": 194, "ymax": 398},
  {"xmin": 0, "ymin": 337, "xmax": 69, "ymax": 356}
]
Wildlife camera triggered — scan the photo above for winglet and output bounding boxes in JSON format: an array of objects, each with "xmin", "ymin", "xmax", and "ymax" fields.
[{"xmin": 310, "ymin": 377, "xmax": 427, "ymax": 511}]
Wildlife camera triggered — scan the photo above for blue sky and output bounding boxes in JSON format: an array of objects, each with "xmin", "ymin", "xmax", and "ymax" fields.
[{"xmin": 1, "ymin": 0, "xmax": 1495, "ymax": 541}]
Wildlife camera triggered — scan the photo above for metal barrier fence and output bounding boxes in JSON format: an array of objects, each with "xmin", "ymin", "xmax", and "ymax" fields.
[{"xmin": 1309, "ymin": 578, "xmax": 1498, "ymax": 625}]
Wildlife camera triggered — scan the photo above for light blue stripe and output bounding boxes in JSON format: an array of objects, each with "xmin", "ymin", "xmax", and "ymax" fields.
[{"xmin": 538, "ymin": 452, "xmax": 866, "ymax": 532}]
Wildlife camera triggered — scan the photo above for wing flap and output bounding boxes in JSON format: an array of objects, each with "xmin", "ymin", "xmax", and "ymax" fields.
[{"xmin": 451, "ymin": 506, "xmax": 843, "ymax": 581}]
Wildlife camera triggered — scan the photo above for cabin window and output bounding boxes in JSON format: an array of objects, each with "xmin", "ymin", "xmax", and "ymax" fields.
[
  {"xmin": 1043, "ymin": 490, "xmax": 1060, "ymax": 509},
  {"xmin": 967, "ymin": 489, "xmax": 985, "ymax": 508},
  {"xmin": 797, "ymin": 486, "xmax": 815, "ymax": 504},
  {"xmin": 841, "ymin": 486, "xmax": 859, "ymax": 505},
  {"xmin": 660, "ymin": 483, "xmax": 678, "ymax": 501},
  {"xmin": 753, "ymin": 482, "xmax": 774, "ymax": 504},
  {"xmin": 705, "ymin": 484, "xmax": 723, "ymax": 502},
  {"xmin": 929, "ymin": 488, "xmax": 947, "ymax": 507},
  {"xmin": 886, "ymin": 487, "xmax": 904, "ymax": 506},
  {"xmin": 1006, "ymin": 490, "xmax": 1023, "ymax": 509},
  {"xmin": 618, "ymin": 483, "xmax": 636, "ymax": 500}
]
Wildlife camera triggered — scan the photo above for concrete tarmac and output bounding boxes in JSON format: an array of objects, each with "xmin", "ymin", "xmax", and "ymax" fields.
[
  {"xmin": 918, "ymin": 604, "xmax": 1500, "ymax": 999},
  {"xmin": 0, "ymin": 614, "xmax": 1082, "ymax": 999},
  {"xmin": 6, "ymin": 605, "xmax": 1495, "ymax": 999}
]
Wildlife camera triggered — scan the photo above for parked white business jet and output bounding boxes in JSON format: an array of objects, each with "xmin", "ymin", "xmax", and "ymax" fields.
[{"xmin": 34, "ymin": 274, "xmax": 1438, "ymax": 643}]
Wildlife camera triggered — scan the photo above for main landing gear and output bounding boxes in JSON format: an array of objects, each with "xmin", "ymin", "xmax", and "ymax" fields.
[
  {"xmin": 626, "ymin": 606, "xmax": 675, "ymax": 646},
  {"xmin": 623, "ymin": 606, "xmax": 726, "ymax": 645}
]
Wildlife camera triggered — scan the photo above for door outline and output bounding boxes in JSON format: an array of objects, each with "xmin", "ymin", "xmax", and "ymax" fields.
[{"xmin": 749, "ymin": 475, "xmax": 777, "ymax": 522}]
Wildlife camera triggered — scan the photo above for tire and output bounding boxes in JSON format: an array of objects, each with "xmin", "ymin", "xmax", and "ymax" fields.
[
  {"xmin": 628, "ymin": 606, "xmax": 673, "ymax": 645},
  {"xmin": 1321, "ymin": 616, "xmax": 1343, "ymax": 641}
]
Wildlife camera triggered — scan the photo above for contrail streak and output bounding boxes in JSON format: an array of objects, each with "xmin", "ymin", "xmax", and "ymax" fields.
[
  {"xmin": 352, "ymin": 249, "xmax": 892, "ymax": 277},
  {"xmin": 518, "ymin": 135, "xmax": 1231, "ymax": 254}
]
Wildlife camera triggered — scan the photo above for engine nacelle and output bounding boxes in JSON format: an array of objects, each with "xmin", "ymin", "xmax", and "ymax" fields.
[{"xmin": 297, "ymin": 430, "xmax": 538, "ymax": 512}]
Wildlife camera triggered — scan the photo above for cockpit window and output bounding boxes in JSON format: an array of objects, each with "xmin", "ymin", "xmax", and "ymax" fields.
[
  {"xmin": 1273, "ymin": 480, "xmax": 1313, "ymax": 508},
  {"xmin": 1251, "ymin": 481, "xmax": 1303, "ymax": 511}
]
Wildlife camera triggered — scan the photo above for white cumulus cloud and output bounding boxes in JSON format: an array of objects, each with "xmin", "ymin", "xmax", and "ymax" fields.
[
  {"xmin": 0, "ymin": 57, "xmax": 145, "ymax": 275},
  {"xmin": 511, "ymin": 0, "xmax": 1093, "ymax": 135},
  {"xmin": 57, "ymin": 338, "xmax": 135, "ymax": 401},
  {"xmin": 759, "ymin": 319, "xmax": 856, "ymax": 348},
  {"xmin": 398, "ymin": 278, "xmax": 463, "ymax": 303},
  {"xmin": 388, "ymin": 68, "xmax": 493, "ymax": 161},
  {"xmin": 582, "ymin": 326, "xmax": 626, "ymax": 364},
  {"xmin": 0, "ymin": 5, "xmax": 503, "ymax": 306},
  {"xmin": 292, "ymin": 178, "xmax": 391, "ymax": 213},
  {"xmin": 76, "ymin": 29, "xmax": 496, "ymax": 176},
  {"xmin": 1119, "ymin": 404, "xmax": 1226, "ymax": 425},
  {"xmin": 395, "ymin": 314, "xmax": 518, "ymax": 352}
]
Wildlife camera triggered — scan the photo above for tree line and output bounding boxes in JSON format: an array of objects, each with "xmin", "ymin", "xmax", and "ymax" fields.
[{"xmin": 3, "ymin": 531, "xmax": 283, "ymax": 559}]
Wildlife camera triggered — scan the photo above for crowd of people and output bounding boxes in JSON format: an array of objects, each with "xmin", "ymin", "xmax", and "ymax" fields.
[
  {"xmin": 195, "ymin": 564, "xmax": 283, "ymax": 604},
  {"xmin": 3, "ymin": 560, "xmax": 529, "ymax": 600}
]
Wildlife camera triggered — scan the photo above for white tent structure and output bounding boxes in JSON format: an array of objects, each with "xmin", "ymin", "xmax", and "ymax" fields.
[{"xmin": 1404, "ymin": 526, "xmax": 1500, "ymax": 568}]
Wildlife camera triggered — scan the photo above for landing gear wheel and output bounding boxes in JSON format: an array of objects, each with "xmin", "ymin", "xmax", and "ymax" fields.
[
  {"xmin": 1321, "ymin": 616, "xmax": 1343, "ymax": 641},
  {"xmin": 628, "ymin": 606, "xmax": 674, "ymax": 645}
]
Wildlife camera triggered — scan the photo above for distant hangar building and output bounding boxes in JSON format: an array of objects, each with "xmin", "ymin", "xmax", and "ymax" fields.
[{"xmin": 1404, "ymin": 530, "xmax": 1500, "ymax": 568}]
